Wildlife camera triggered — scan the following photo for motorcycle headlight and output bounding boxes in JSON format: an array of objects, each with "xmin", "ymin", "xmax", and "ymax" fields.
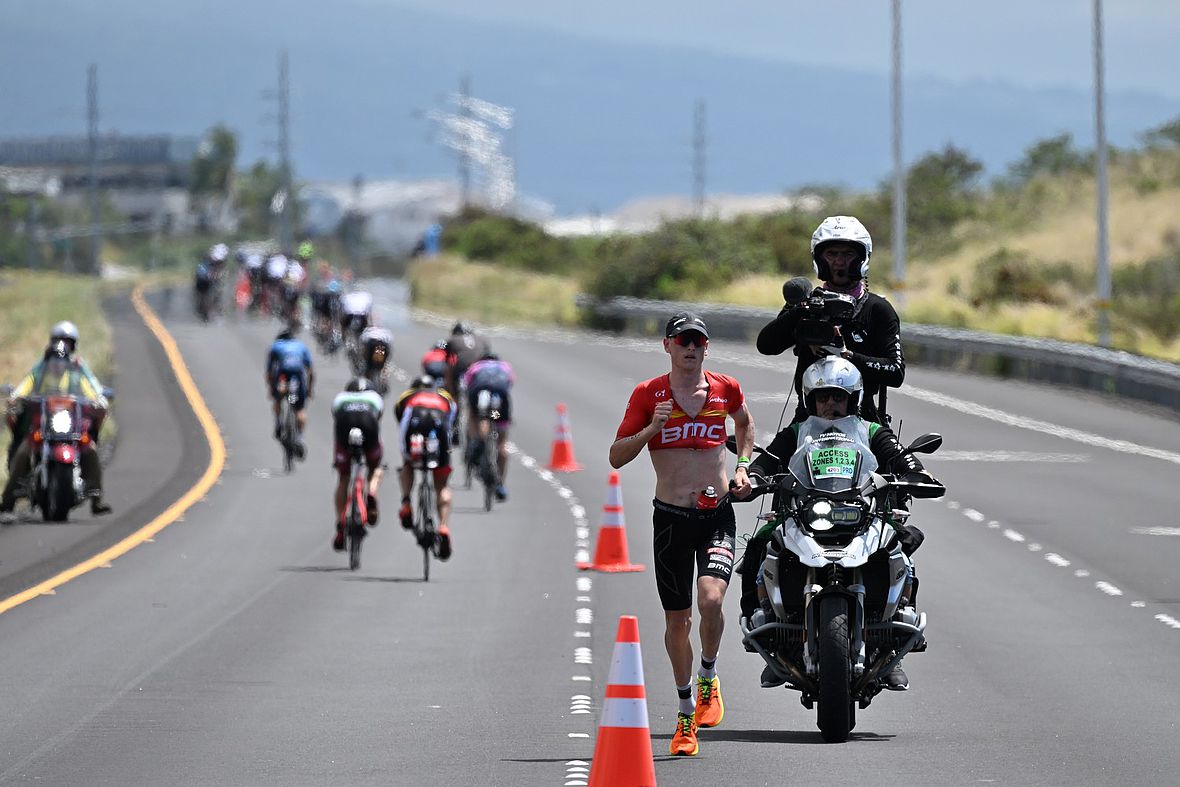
[
  {"xmin": 50, "ymin": 409, "xmax": 73, "ymax": 435},
  {"xmin": 802, "ymin": 499, "xmax": 862, "ymax": 532}
]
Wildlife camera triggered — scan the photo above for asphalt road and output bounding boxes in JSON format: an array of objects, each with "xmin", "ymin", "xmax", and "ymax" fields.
[{"xmin": 2, "ymin": 280, "xmax": 1179, "ymax": 785}]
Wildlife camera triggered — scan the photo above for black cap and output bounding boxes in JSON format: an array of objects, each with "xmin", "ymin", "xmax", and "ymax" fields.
[{"xmin": 665, "ymin": 311, "xmax": 709, "ymax": 339}]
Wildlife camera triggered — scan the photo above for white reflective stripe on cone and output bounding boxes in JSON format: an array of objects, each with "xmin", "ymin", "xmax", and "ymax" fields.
[
  {"xmin": 599, "ymin": 697, "xmax": 650, "ymax": 729},
  {"xmin": 606, "ymin": 642, "xmax": 644, "ymax": 686}
]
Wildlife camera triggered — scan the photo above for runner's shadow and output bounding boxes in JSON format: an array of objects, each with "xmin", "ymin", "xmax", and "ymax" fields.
[
  {"xmin": 279, "ymin": 565, "xmax": 355, "ymax": 573},
  {"xmin": 341, "ymin": 575, "xmax": 428, "ymax": 584},
  {"xmin": 662, "ymin": 728, "xmax": 894, "ymax": 744}
]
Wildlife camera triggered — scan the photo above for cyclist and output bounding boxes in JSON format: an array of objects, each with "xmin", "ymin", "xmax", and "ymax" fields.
[
  {"xmin": 265, "ymin": 324, "xmax": 314, "ymax": 459},
  {"xmin": 263, "ymin": 253, "xmax": 288, "ymax": 315},
  {"xmin": 461, "ymin": 351, "xmax": 515, "ymax": 501},
  {"xmin": 420, "ymin": 340, "xmax": 450, "ymax": 380},
  {"xmin": 443, "ymin": 321, "xmax": 490, "ymax": 400},
  {"xmin": 1, "ymin": 321, "xmax": 112, "ymax": 518},
  {"xmin": 330, "ymin": 377, "xmax": 386, "ymax": 551},
  {"xmin": 394, "ymin": 375, "xmax": 456, "ymax": 561},
  {"xmin": 358, "ymin": 326, "xmax": 394, "ymax": 394},
  {"xmin": 339, "ymin": 289, "xmax": 374, "ymax": 340},
  {"xmin": 282, "ymin": 253, "xmax": 307, "ymax": 324},
  {"xmin": 193, "ymin": 258, "xmax": 214, "ymax": 318}
]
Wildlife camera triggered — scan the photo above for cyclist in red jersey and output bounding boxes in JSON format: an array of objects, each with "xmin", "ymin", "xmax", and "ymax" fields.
[{"xmin": 609, "ymin": 310, "xmax": 754, "ymax": 757}]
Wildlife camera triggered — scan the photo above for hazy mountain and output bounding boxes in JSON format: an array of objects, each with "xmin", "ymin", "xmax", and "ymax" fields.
[{"xmin": 2, "ymin": 0, "xmax": 1174, "ymax": 215}]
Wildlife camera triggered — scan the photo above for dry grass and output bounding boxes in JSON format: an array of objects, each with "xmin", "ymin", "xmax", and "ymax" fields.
[
  {"xmin": 408, "ymin": 254, "xmax": 582, "ymax": 326},
  {"xmin": 0, "ymin": 270, "xmax": 116, "ymax": 484}
]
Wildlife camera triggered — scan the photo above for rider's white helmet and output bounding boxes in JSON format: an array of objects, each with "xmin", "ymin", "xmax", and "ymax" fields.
[
  {"xmin": 811, "ymin": 216, "xmax": 872, "ymax": 282},
  {"xmin": 49, "ymin": 320, "xmax": 80, "ymax": 348},
  {"xmin": 209, "ymin": 243, "xmax": 230, "ymax": 263},
  {"xmin": 801, "ymin": 356, "xmax": 863, "ymax": 415}
]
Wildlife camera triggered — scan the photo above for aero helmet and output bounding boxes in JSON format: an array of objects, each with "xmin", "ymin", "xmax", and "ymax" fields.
[
  {"xmin": 346, "ymin": 377, "xmax": 373, "ymax": 393},
  {"xmin": 811, "ymin": 216, "xmax": 872, "ymax": 282},
  {"xmin": 801, "ymin": 356, "xmax": 863, "ymax": 416},
  {"xmin": 410, "ymin": 374, "xmax": 436, "ymax": 390}
]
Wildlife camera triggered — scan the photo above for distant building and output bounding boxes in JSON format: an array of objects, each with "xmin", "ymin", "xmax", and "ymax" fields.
[{"xmin": 0, "ymin": 133, "xmax": 200, "ymax": 232}]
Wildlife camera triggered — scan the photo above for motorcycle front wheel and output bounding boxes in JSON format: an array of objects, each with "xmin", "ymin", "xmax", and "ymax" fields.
[
  {"xmin": 816, "ymin": 596, "xmax": 854, "ymax": 743},
  {"xmin": 43, "ymin": 462, "xmax": 74, "ymax": 523}
]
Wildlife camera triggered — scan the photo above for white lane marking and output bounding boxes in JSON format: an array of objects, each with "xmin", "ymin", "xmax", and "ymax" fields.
[
  {"xmin": 946, "ymin": 501, "xmax": 961, "ymax": 510},
  {"xmin": 1028, "ymin": 543, "xmax": 1043, "ymax": 552},
  {"xmin": 987, "ymin": 520, "xmax": 1000, "ymax": 529},
  {"xmin": 1045, "ymin": 553, "xmax": 1071, "ymax": 567},
  {"xmin": 962, "ymin": 508, "xmax": 985, "ymax": 522},
  {"xmin": 575, "ymin": 631, "xmax": 591, "ymax": 638},
  {"xmin": 567, "ymin": 733, "xmax": 590, "ymax": 738},
  {"xmin": 572, "ymin": 676, "xmax": 591, "ymax": 681},
  {"xmin": 1003, "ymin": 529, "xmax": 1026, "ymax": 543},
  {"xmin": 1131, "ymin": 601, "xmax": 1147, "ymax": 608},
  {"xmin": 899, "ymin": 385, "xmax": 1180, "ymax": 466},
  {"xmin": 574, "ymin": 647, "xmax": 593, "ymax": 665},
  {"xmin": 1095, "ymin": 582, "xmax": 1124, "ymax": 597},
  {"xmin": 577, "ymin": 577, "xmax": 592, "ymax": 592},
  {"xmin": 1155, "ymin": 615, "xmax": 1180, "ymax": 629},
  {"xmin": 1130, "ymin": 527, "xmax": 1180, "ymax": 536},
  {"xmin": 576, "ymin": 608, "xmax": 593, "ymax": 625},
  {"xmin": 933, "ymin": 451, "xmax": 1090, "ymax": 462},
  {"xmin": 576, "ymin": 595, "xmax": 592, "ymax": 602}
]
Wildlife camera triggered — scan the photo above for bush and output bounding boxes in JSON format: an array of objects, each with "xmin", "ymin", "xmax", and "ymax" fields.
[
  {"xmin": 969, "ymin": 248, "xmax": 1080, "ymax": 307},
  {"xmin": 442, "ymin": 207, "xmax": 580, "ymax": 275}
]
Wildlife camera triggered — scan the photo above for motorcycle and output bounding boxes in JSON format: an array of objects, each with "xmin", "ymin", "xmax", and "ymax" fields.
[
  {"xmin": 734, "ymin": 422, "xmax": 944, "ymax": 743},
  {"xmin": 13, "ymin": 393, "xmax": 104, "ymax": 522}
]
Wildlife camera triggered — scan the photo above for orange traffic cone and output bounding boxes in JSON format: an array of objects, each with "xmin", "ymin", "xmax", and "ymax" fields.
[
  {"xmin": 547, "ymin": 403, "xmax": 583, "ymax": 472},
  {"xmin": 578, "ymin": 471, "xmax": 644, "ymax": 572},
  {"xmin": 588, "ymin": 616, "xmax": 656, "ymax": 787}
]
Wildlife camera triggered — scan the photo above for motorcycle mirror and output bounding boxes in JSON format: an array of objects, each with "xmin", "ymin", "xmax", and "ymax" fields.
[{"xmin": 906, "ymin": 433, "xmax": 942, "ymax": 455}]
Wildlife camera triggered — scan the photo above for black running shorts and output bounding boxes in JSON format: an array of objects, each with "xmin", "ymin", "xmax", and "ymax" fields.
[{"xmin": 651, "ymin": 499, "xmax": 736, "ymax": 611}]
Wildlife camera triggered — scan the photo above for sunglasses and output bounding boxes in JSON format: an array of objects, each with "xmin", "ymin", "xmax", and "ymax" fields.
[
  {"xmin": 814, "ymin": 390, "xmax": 849, "ymax": 403},
  {"xmin": 671, "ymin": 331, "xmax": 708, "ymax": 348}
]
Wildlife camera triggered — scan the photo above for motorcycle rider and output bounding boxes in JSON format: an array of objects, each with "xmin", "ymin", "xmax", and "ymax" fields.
[
  {"xmin": 1, "ymin": 321, "xmax": 112, "ymax": 517},
  {"xmin": 358, "ymin": 326, "xmax": 394, "ymax": 394},
  {"xmin": 732, "ymin": 356, "xmax": 937, "ymax": 691},
  {"xmin": 330, "ymin": 376, "xmax": 386, "ymax": 552},
  {"xmin": 756, "ymin": 216, "xmax": 904, "ymax": 424},
  {"xmin": 609, "ymin": 311, "xmax": 755, "ymax": 756},
  {"xmin": 265, "ymin": 324, "xmax": 314, "ymax": 458},
  {"xmin": 461, "ymin": 351, "xmax": 515, "ymax": 501},
  {"xmin": 394, "ymin": 375, "xmax": 456, "ymax": 561}
]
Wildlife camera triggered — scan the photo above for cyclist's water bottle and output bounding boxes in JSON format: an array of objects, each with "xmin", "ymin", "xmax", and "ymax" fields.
[
  {"xmin": 426, "ymin": 429, "xmax": 440, "ymax": 458},
  {"xmin": 410, "ymin": 433, "xmax": 425, "ymax": 460}
]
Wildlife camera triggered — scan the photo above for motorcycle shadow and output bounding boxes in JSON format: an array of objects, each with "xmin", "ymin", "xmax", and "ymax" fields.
[{"xmin": 651, "ymin": 728, "xmax": 894, "ymax": 745}]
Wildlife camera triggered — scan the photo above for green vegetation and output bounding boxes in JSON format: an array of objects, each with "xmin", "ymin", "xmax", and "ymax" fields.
[
  {"xmin": 0, "ymin": 271, "xmax": 115, "ymax": 485},
  {"xmin": 407, "ymin": 254, "xmax": 580, "ymax": 326},
  {"xmin": 430, "ymin": 114, "xmax": 1180, "ymax": 362}
]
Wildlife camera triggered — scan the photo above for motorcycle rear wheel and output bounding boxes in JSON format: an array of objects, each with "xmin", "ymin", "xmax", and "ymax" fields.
[{"xmin": 816, "ymin": 596, "xmax": 854, "ymax": 743}]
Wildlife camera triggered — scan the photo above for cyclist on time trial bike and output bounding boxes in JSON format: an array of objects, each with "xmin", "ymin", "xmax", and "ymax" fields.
[{"xmin": 394, "ymin": 375, "xmax": 456, "ymax": 560}]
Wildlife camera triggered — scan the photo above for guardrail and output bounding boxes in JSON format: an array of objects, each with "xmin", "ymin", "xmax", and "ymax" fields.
[{"xmin": 578, "ymin": 295, "xmax": 1180, "ymax": 415}]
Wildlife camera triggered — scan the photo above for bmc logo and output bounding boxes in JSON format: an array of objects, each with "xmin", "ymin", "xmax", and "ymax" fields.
[{"xmin": 661, "ymin": 422, "xmax": 724, "ymax": 443}]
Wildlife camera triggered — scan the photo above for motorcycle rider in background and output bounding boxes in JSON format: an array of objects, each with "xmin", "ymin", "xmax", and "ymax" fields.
[
  {"xmin": 733, "ymin": 356, "xmax": 939, "ymax": 691},
  {"xmin": 1, "ymin": 321, "xmax": 112, "ymax": 517},
  {"xmin": 756, "ymin": 216, "xmax": 904, "ymax": 424}
]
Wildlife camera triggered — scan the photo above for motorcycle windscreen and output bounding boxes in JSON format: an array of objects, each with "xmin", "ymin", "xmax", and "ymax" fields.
[{"xmin": 787, "ymin": 417, "xmax": 878, "ymax": 494}]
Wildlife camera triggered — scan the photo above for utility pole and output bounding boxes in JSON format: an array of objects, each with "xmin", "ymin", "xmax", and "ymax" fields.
[
  {"xmin": 1092, "ymin": 0, "xmax": 1112, "ymax": 347},
  {"xmin": 693, "ymin": 99, "xmax": 706, "ymax": 218},
  {"xmin": 277, "ymin": 50, "xmax": 294, "ymax": 252},
  {"xmin": 458, "ymin": 74, "xmax": 472, "ymax": 209},
  {"xmin": 890, "ymin": 0, "xmax": 906, "ymax": 301},
  {"xmin": 87, "ymin": 63, "xmax": 101, "ymax": 276}
]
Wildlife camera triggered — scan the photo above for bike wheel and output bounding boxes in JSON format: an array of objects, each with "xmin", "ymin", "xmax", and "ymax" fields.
[
  {"xmin": 416, "ymin": 473, "xmax": 435, "ymax": 581},
  {"xmin": 481, "ymin": 432, "xmax": 499, "ymax": 512},
  {"xmin": 816, "ymin": 596, "xmax": 854, "ymax": 743},
  {"xmin": 348, "ymin": 477, "xmax": 366, "ymax": 571}
]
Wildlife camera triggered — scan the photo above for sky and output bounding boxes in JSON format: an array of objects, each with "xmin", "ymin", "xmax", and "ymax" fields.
[{"xmin": 378, "ymin": 0, "xmax": 1180, "ymax": 101}]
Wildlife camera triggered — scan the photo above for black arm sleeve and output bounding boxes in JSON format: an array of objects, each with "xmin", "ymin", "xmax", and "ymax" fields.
[
  {"xmin": 756, "ymin": 307, "xmax": 800, "ymax": 356},
  {"xmin": 750, "ymin": 426, "xmax": 798, "ymax": 478},
  {"xmin": 869, "ymin": 424, "xmax": 924, "ymax": 473},
  {"xmin": 846, "ymin": 297, "xmax": 905, "ymax": 389}
]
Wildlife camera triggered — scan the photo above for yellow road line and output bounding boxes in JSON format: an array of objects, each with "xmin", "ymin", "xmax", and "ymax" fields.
[{"xmin": 0, "ymin": 285, "xmax": 226, "ymax": 615}]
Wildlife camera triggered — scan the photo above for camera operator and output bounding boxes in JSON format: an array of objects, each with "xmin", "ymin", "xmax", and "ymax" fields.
[{"xmin": 756, "ymin": 215, "xmax": 904, "ymax": 424}]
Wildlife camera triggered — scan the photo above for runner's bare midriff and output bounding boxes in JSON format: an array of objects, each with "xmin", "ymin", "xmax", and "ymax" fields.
[{"xmin": 651, "ymin": 446, "xmax": 728, "ymax": 508}]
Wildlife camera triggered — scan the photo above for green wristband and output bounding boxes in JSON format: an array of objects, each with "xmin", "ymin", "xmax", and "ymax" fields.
[{"xmin": 736, "ymin": 456, "xmax": 751, "ymax": 467}]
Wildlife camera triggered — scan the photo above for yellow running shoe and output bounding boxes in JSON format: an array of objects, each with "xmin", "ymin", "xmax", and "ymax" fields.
[
  {"xmin": 695, "ymin": 675, "xmax": 724, "ymax": 728},
  {"xmin": 670, "ymin": 712, "xmax": 698, "ymax": 756}
]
